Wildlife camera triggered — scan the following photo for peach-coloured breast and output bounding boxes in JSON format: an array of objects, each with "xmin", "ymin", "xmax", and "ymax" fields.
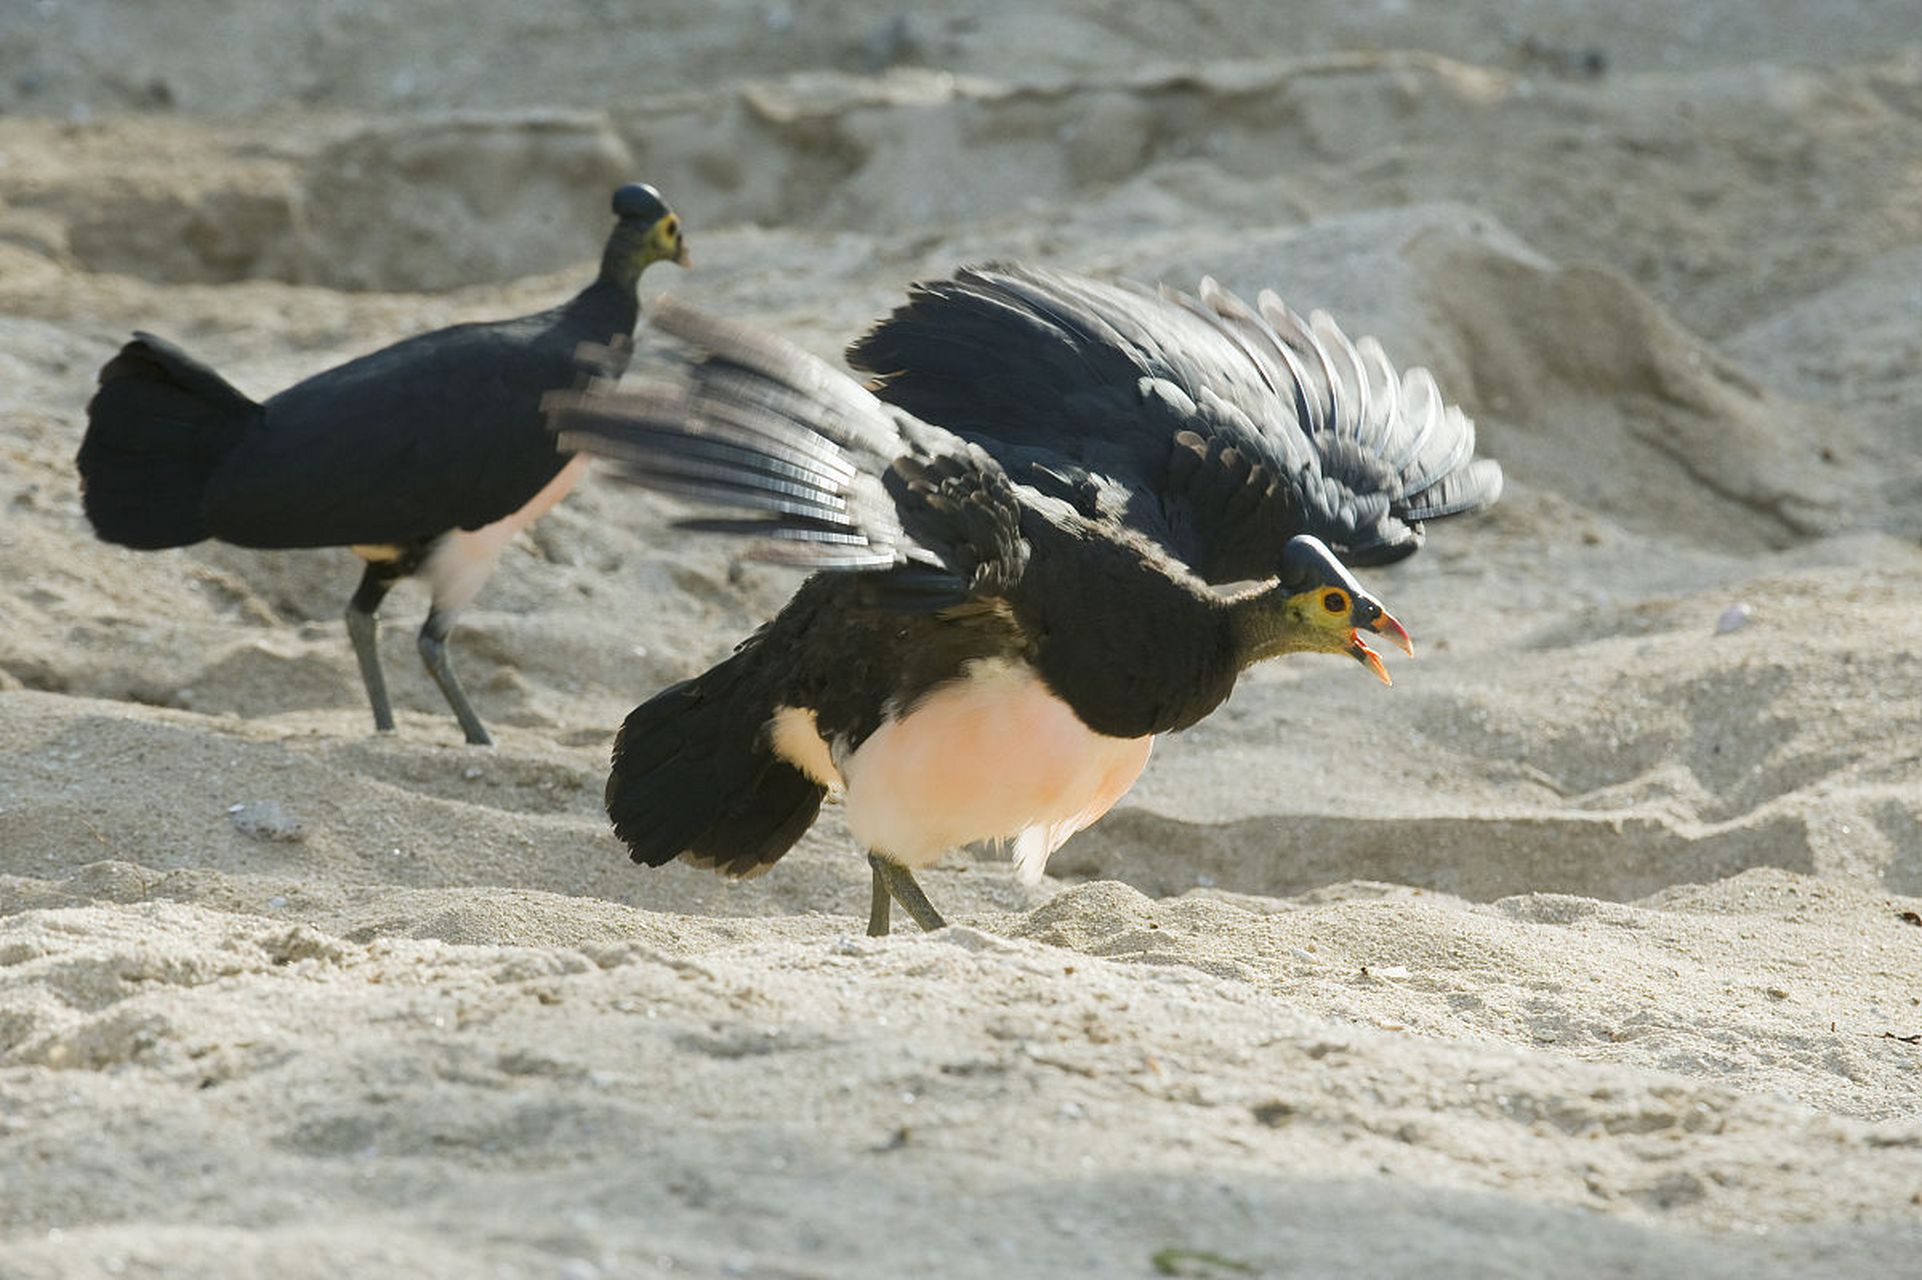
[{"xmin": 837, "ymin": 658, "xmax": 1154, "ymax": 880}]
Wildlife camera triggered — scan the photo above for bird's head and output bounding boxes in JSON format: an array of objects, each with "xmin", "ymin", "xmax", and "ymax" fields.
[
  {"xmin": 1230, "ymin": 535, "xmax": 1413, "ymax": 684},
  {"xmin": 603, "ymin": 183, "xmax": 690, "ymax": 285}
]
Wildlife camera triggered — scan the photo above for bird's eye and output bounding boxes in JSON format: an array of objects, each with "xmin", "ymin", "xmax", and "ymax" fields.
[
  {"xmin": 1321, "ymin": 590, "xmax": 1348, "ymax": 614},
  {"xmin": 665, "ymin": 216, "xmax": 680, "ymax": 238}
]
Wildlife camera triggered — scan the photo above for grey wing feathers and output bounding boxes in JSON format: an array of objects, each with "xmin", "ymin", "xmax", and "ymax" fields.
[
  {"xmin": 548, "ymin": 299, "xmax": 1026, "ymax": 592},
  {"xmin": 1179, "ymin": 276, "xmax": 1503, "ymax": 565}
]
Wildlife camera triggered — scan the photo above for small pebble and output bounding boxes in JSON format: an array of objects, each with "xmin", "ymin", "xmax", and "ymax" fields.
[
  {"xmin": 228, "ymin": 800, "xmax": 305, "ymax": 843},
  {"xmin": 1715, "ymin": 602, "xmax": 1753, "ymax": 635}
]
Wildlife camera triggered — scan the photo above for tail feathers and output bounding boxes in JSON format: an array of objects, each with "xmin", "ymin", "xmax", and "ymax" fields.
[
  {"xmin": 607, "ymin": 649, "xmax": 824, "ymax": 879},
  {"xmin": 77, "ymin": 332, "xmax": 260, "ymax": 549}
]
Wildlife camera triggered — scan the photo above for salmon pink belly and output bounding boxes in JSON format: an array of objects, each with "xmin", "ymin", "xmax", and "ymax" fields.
[{"xmin": 839, "ymin": 658, "xmax": 1154, "ymax": 882}]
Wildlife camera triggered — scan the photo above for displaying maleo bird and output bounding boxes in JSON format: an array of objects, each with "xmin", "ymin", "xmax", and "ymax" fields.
[
  {"xmin": 546, "ymin": 264, "xmax": 1502, "ymax": 935},
  {"xmin": 75, "ymin": 183, "xmax": 689, "ymax": 745}
]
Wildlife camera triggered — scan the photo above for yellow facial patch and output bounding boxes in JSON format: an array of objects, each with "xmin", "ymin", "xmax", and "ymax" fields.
[{"xmin": 645, "ymin": 215, "xmax": 687, "ymax": 266}]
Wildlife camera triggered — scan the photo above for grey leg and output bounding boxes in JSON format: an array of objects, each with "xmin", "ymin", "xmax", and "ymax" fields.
[
  {"xmin": 868, "ymin": 862, "xmax": 892, "ymax": 937},
  {"xmin": 417, "ymin": 607, "xmax": 493, "ymax": 746},
  {"xmin": 866, "ymin": 853, "xmax": 946, "ymax": 937},
  {"xmin": 345, "ymin": 566, "xmax": 397, "ymax": 734}
]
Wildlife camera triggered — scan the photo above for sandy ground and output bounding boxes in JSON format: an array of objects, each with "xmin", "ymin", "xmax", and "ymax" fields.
[{"xmin": 4, "ymin": 3, "xmax": 1922, "ymax": 1277}]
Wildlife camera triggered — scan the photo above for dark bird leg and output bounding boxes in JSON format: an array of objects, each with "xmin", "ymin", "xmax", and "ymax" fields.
[
  {"xmin": 417, "ymin": 607, "xmax": 492, "ymax": 747},
  {"xmin": 866, "ymin": 852, "xmax": 947, "ymax": 937},
  {"xmin": 345, "ymin": 564, "xmax": 400, "ymax": 734}
]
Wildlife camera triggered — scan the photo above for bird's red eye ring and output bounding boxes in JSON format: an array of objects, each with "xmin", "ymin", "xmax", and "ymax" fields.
[{"xmin": 1321, "ymin": 590, "xmax": 1347, "ymax": 614}]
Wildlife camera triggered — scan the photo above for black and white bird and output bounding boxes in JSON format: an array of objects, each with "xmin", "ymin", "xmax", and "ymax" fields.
[
  {"xmin": 547, "ymin": 264, "xmax": 1500, "ymax": 934},
  {"xmin": 76, "ymin": 183, "xmax": 689, "ymax": 745}
]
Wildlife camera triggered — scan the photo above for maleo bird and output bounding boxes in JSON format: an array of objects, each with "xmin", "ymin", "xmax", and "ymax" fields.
[
  {"xmin": 546, "ymin": 266, "xmax": 1499, "ymax": 935},
  {"xmin": 75, "ymin": 183, "xmax": 689, "ymax": 745}
]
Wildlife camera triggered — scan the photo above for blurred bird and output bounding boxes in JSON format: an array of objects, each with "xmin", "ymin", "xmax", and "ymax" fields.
[
  {"xmin": 76, "ymin": 183, "xmax": 689, "ymax": 745},
  {"xmin": 548, "ymin": 265, "xmax": 1499, "ymax": 934}
]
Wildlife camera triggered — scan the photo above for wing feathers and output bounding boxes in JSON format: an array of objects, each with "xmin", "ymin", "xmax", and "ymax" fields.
[
  {"xmin": 549, "ymin": 299, "xmax": 1027, "ymax": 594},
  {"xmin": 852, "ymin": 262, "xmax": 1501, "ymax": 577},
  {"xmin": 1180, "ymin": 277, "xmax": 1498, "ymax": 565}
]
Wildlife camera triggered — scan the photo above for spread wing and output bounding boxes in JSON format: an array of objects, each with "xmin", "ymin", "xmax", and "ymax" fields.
[
  {"xmin": 847, "ymin": 262, "xmax": 1502, "ymax": 577},
  {"xmin": 547, "ymin": 299, "xmax": 1030, "ymax": 610}
]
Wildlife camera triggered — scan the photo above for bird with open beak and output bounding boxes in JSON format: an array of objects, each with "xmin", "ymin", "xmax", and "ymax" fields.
[{"xmin": 549, "ymin": 269, "xmax": 1494, "ymax": 935}]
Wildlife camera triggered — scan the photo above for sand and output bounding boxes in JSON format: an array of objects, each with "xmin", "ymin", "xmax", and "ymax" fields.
[{"xmin": 3, "ymin": 2, "xmax": 1922, "ymax": 1276}]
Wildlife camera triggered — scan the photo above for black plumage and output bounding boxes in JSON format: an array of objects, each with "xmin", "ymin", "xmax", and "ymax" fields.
[
  {"xmin": 77, "ymin": 183, "xmax": 688, "ymax": 745},
  {"xmin": 549, "ymin": 278, "xmax": 1484, "ymax": 934},
  {"xmin": 846, "ymin": 262, "xmax": 1502, "ymax": 578}
]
